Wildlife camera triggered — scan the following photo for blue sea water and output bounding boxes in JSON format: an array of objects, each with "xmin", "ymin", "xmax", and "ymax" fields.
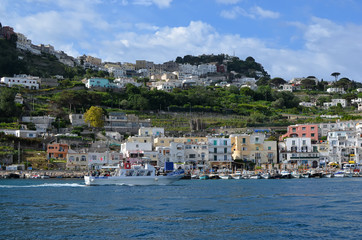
[{"xmin": 0, "ymin": 178, "xmax": 361, "ymax": 240}]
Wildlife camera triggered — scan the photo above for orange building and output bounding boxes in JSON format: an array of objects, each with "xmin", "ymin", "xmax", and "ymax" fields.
[{"xmin": 47, "ymin": 143, "xmax": 69, "ymax": 160}]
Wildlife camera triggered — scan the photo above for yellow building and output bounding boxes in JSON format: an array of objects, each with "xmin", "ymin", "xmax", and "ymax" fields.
[{"xmin": 230, "ymin": 133, "xmax": 277, "ymax": 169}]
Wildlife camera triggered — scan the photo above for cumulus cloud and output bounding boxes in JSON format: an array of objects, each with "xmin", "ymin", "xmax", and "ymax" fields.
[{"xmin": 96, "ymin": 18, "xmax": 362, "ymax": 81}]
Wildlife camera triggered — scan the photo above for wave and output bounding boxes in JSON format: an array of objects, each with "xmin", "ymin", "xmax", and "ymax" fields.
[{"xmin": 0, "ymin": 183, "xmax": 86, "ymax": 188}]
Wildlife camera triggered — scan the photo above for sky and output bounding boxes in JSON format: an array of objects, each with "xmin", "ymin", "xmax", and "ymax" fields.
[{"xmin": 1, "ymin": 0, "xmax": 362, "ymax": 81}]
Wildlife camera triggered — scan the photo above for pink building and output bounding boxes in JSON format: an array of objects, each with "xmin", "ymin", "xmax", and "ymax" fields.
[{"xmin": 280, "ymin": 124, "xmax": 319, "ymax": 141}]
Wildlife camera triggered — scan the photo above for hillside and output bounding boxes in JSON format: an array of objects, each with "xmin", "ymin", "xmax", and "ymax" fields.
[{"xmin": 0, "ymin": 39, "xmax": 67, "ymax": 77}]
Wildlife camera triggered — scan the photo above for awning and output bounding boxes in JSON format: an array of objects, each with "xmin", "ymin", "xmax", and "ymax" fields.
[{"xmin": 349, "ymin": 161, "xmax": 355, "ymax": 164}]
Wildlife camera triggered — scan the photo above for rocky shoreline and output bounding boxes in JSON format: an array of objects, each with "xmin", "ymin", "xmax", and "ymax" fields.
[{"xmin": 0, "ymin": 170, "xmax": 87, "ymax": 179}]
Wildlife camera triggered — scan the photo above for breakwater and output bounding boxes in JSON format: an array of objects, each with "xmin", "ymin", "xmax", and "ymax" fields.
[{"xmin": 0, "ymin": 170, "xmax": 87, "ymax": 179}]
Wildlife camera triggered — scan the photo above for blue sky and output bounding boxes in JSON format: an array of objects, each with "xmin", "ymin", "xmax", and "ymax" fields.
[{"xmin": 1, "ymin": 0, "xmax": 362, "ymax": 81}]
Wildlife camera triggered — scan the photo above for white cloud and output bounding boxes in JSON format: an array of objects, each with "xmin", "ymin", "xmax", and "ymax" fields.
[
  {"xmin": 95, "ymin": 18, "xmax": 362, "ymax": 82},
  {"xmin": 216, "ymin": 0, "xmax": 241, "ymax": 4},
  {"xmin": 251, "ymin": 6, "xmax": 280, "ymax": 19},
  {"xmin": 133, "ymin": 0, "xmax": 173, "ymax": 8},
  {"xmin": 220, "ymin": 7, "xmax": 253, "ymax": 19},
  {"xmin": 220, "ymin": 6, "xmax": 279, "ymax": 20}
]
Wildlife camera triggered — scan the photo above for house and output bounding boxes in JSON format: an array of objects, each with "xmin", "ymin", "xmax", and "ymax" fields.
[
  {"xmin": 328, "ymin": 130, "xmax": 357, "ymax": 165},
  {"xmin": 299, "ymin": 102, "xmax": 316, "ymax": 107},
  {"xmin": 47, "ymin": 143, "xmax": 69, "ymax": 160},
  {"xmin": 327, "ymin": 88, "xmax": 346, "ymax": 94},
  {"xmin": 69, "ymin": 114, "xmax": 86, "ymax": 127},
  {"xmin": 1, "ymin": 74, "xmax": 39, "ymax": 89},
  {"xmin": 22, "ymin": 116, "xmax": 56, "ymax": 133},
  {"xmin": 279, "ymin": 84, "xmax": 296, "ymax": 92},
  {"xmin": 323, "ymin": 99, "xmax": 347, "ymax": 108},
  {"xmin": 280, "ymin": 124, "xmax": 319, "ymax": 141},
  {"xmin": 0, "ymin": 129, "xmax": 38, "ymax": 138},
  {"xmin": 66, "ymin": 149, "xmax": 88, "ymax": 170},
  {"xmin": 138, "ymin": 127, "xmax": 164, "ymax": 137},
  {"xmin": 85, "ymin": 78, "xmax": 114, "ymax": 88},
  {"xmin": 104, "ymin": 112, "xmax": 151, "ymax": 134}
]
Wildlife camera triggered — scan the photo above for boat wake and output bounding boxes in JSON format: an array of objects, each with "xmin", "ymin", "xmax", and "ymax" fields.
[{"xmin": 0, "ymin": 183, "xmax": 86, "ymax": 188}]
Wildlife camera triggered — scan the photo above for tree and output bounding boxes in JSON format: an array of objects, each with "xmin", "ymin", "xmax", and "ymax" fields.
[
  {"xmin": 331, "ymin": 72, "xmax": 340, "ymax": 81},
  {"xmin": 269, "ymin": 77, "xmax": 286, "ymax": 88},
  {"xmin": 84, "ymin": 106, "xmax": 104, "ymax": 128},
  {"xmin": 300, "ymin": 78, "xmax": 316, "ymax": 90}
]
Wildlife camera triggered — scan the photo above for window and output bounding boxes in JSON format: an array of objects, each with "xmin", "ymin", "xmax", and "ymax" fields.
[
  {"xmin": 302, "ymin": 134, "xmax": 306, "ymax": 137},
  {"xmin": 69, "ymin": 156, "xmax": 74, "ymax": 162},
  {"xmin": 213, "ymin": 140, "xmax": 217, "ymax": 146},
  {"xmin": 255, "ymin": 138, "xmax": 259, "ymax": 143},
  {"xmin": 224, "ymin": 148, "xmax": 227, "ymax": 153},
  {"xmin": 224, "ymin": 140, "xmax": 228, "ymax": 145},
  {"xmin": 311, "ymin": 133, "xmax": 315, "ymax": 137},
  {"xmin": 214, "ymin": 155, "xmax": 217, "ymax": 161},
  {"xmin": 189, "ymin": 154, "xmax": 196, "ymax": 158},
  {"xmin": 224, "ymin": 155, "xmax": 227, "ymax": 160},
  {"xmin": 311, "ymin": 127, "xmax": 315, "ymax": 130},
  {"xmin": 268, "ymin": 146, "xmax": 271, "ymax": 150},
  {"xmin": 302, "ymin": 127, "xmax": 306, "ymax": 130},
  {"xmin": 292, "ymin": 140, "xmax": 295, "ymax": 145},
  {"xmin": 256, "ymin": 147, "xmax": 259, "ymax": 151},
  {"xmin": 214, "ymin": 148, "xmax": 217, "ymax": 153},
  {"xmin": 242, "ymin": 147, "xmax": 247, "ymax": 151},
  {"xmin": 242, "ymin": 138, "xmax": 246, "ymax": 144},
  {"xmin": 302, "ymin": 140, "xmax": 306, "ymax": 145},
  {"xmin": 292, "ymin": 128, "xmax": 296, "ymax": 132}
]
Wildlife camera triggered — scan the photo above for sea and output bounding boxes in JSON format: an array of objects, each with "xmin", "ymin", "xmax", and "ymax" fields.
[{"xmin": 0, "ymin": 178, "xmax": 361, "ymax": 240}]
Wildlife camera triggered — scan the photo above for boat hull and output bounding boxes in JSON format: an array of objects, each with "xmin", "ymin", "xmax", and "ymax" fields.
[{"xmin": 84, "ymin": 175, "xmax": 183, "ymax": 186}]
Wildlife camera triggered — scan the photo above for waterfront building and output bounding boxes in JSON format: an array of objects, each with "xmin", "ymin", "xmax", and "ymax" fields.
[
  {"xmin": 280, "ymin": 124, "xmax": 319, "ymax": 141},
  {"xmin": 88, "ymin": 151, "xmax": 123, "ymax": 169},
  {"xmin": 66, "ymin": 149, "xmax": 88, "ymax": 171},
  {"xmin": 279, "ymin": 137, "xmax": 320, "ymax": 169},
  {"xmin": 319, "ymin": 120, "xmax": 357, "ymax": 137},
  {"xmin": 328, "ymin": 130, "xmax": 358, "ymax": 165},
  {"xmin": 230, "ymin": 133, "xmax": 278, "ymax": 170},
  {"xmin": 207, "ymin": 137, "xmax": 232, "ymax": 169},
  {"xmin": 47, "ymin": 143, "xmax": 69, "ymax": 160}
]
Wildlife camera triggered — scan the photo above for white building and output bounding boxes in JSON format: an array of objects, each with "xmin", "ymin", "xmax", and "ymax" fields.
[
  {"xmin": 299, "ymin": 102, "xmax": 316, "ymax": 107},
  {"xmin": 328, "ymin": 130, "xmax": 358, "ymax": 165},
  {"xmin": 323, "ymin": 99, "xmax": 347, "ymax": 108},
  {"xmin": 327, "ymin": 88, "xmax": 346, "ymax": 94},
  {"xmin": 1, "ymin": 74, "xmax": 39, "ymax": 89},
  {"xmin": 279, "ymin": 137, "xmax": 320, "ymax": 168},
  {"xmin": 0, "ymin": 129, "xmax": 38, "ymax": 138},
  {"xmin": 208, "ymin": 138, "xmax": 232, "ymax": 168}
]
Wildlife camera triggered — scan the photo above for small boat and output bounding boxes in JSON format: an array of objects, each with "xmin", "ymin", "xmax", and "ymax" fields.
[
  {"xmin": 230, "ymin": 171, "xmax": 242, "ymax": 179},
  {"xmin": 301, "ymin": 173, "xmax": 310, "ymax": 178},
  {"xmin": 84, "ymin": 162, "xmax": 184, "ymax": 186},
  {"xmin": 291, "ymin": 171, "xmax": 301, "ymax": 178},
  {"xmin": 249, "ymin": 174, "xmax": 261, "ymax": 179},
  {"xmin": 40, "ymin": 175, "xmax": 50, "ymax": 179},
  {"xmin": 218, "ymin": 174, "xmax": 232, "ymax": 180},
  {"xmin": 261, "ymin": 173, "xmax": 271, "ymax": 179},
  {"xmin": 280, "ymin": 170, "xmax": 291, "ymax": 179},
  {"xmin": 334, "ymin": 171, "xmax": 345, "ymax": 178},
  {"xmin": 199, "ymin": 174, "xmax": 209, "ymax": 180},
  {"xmin": 323, "ymin": 173, "xmax": 333, "ymax": 178}
]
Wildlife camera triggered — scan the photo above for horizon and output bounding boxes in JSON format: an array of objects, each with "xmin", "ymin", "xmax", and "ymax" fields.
[{"xmin": 1, "ymin": 0, "xmax": 362, "ymax": 81}]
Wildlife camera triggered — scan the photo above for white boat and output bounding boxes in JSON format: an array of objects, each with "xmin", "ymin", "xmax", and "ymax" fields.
[
  {"xmin": 280, "ymin": 170, "xmax": 291, "ymax": 178},
  {"xmin": 249, "ymin": 174, "xmax": 261, "ymax": 179},
  {"xmin": 261, "ymin": 173, "xmax": 271, "ymax": 179},
  {"xmin": 230, "ymin": 172, "xmax": 242, "ymax": 179},
  {"xmin": 334, "ymin": 171, "xmax": 345, "ymax": 178},
  {"xmin": 219, "ymin": 174, "xmax": 232, "ymax": 179},
  {"xmin": 291, "ymin": 171, "xmax": 301, "ymax": 178},
  {"xmin": 84, "ymin": 163, "xmax": 184, "ymax": 186}
]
